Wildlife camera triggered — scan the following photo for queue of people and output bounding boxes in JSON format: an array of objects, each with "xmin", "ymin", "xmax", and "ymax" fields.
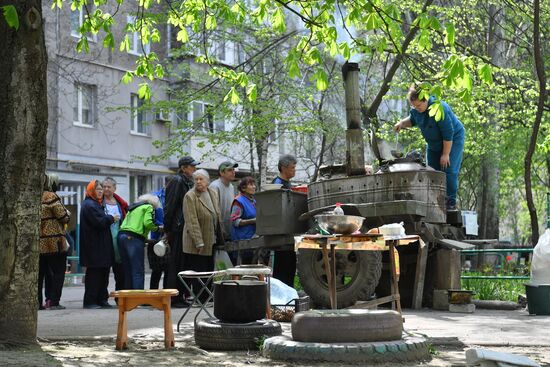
[{"xmin": 39, "ymin": 153, "xmax": 302, "ymax": 310}]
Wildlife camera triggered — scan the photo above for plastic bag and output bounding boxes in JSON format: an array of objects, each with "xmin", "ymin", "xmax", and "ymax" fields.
[
  {"xmin": 214, "ymin": 249, "xmax": 233, "ymax": 271},
  {"xmin": 531, "ymin": 228, "xmax": 550, "ymax": 285},
  {"xmin": 270, "ymin": 277, "xmax": 299, "ymax": 306}
]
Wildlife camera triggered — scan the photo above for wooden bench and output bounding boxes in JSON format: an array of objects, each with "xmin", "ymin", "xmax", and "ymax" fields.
[{"xmin": 110, "ymin": 289, "xmax": 179, "ymax": 350}]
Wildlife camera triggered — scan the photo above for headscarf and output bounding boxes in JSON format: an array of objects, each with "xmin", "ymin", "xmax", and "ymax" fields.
[{"xmin": 86, "ymin": 179, "xmax": 102, "ymax": 204}]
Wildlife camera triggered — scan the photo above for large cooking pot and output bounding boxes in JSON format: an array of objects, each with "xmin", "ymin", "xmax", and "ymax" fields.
[{"xmin": 213, "ymin": 280, "xmax": 267, "ymax": 323}]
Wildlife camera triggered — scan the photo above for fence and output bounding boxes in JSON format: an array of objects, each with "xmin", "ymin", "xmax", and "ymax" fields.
[{"xmin": 460, "ymin": 248, "xmax": 533, "ymax": 280}]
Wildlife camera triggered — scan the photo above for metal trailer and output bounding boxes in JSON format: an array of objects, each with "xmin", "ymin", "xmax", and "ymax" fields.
[{"xmin": 222, "ymin": 62, "xmax": 475, "ymax": 309}]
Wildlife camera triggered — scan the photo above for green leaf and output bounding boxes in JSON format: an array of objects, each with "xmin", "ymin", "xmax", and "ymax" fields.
[
  {"xmin": 177, "ymin": 28, "xmax": 189, "ymax": 43},
  {"xmin": 103, "ymin": 32, "xmax": 114, "ymax": 50},
  {"xmin": 314, "ymin": 69, "xmax": 328, "ymax": 91},
  {"xmin": 271, "ymin": 7, "xmax": 286, "ymax": 33},
  {"xmin": 230, "ymin": 87, "xmax": 240, "ymax": 104},
  {"xmin": 445, "ymin": 23, "xmax": 455, "ymax": 46},
  {"xmin": 428, "ymin": 102, "xmax": 444, "ymax": 121},
  {"xmin": 246, "ymin": 83, "xmax": 257, "ymax": 102},
  {"xmin": 2, "ymin": 5, "xmax": 19, "ymax": 30},
  {"xmin": 138, "ymin": 83, "xmax": 151, "ymax": 100},
  {"xmin": 478, "ymin": 64, "xmax": 493, "ymax": 84},
  {"xmin": 365, "ymin": 12, "xmax": 379, "ymax": 31},
  {"xmin": 122, "ymin": 71, "xmax": 134, "ymax": 84}
]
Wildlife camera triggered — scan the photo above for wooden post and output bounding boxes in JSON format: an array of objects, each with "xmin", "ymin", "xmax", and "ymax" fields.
[
  {"xmin": 321, "ymin": 244, "xmax": 335, "ymax": 309},
  {"xmin": 388, "ymin": 240, "xmax": 402, "ymax": 314},
  {"xmin": 342, "ymin": 62, "xmax": 365, "ymax": 176},
  {"xmin": 412, "ymin": 240, "xmax": 428, "ymax": 309}
]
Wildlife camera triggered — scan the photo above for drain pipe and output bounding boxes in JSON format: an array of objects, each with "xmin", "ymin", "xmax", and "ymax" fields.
[{"xmin": 342, "ymin": 62, "xmax": 365, "ymax": 176}]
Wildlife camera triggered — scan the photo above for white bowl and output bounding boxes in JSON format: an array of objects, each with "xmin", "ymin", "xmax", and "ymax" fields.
[{"xmin": 262, "ymin": 183, "xmax": 283, "ymax": 191}]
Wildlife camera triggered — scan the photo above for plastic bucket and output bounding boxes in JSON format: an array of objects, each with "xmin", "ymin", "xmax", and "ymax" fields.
[{"xmin": 525, "ymin": 284, "xmax": 550, "ymax": 315}]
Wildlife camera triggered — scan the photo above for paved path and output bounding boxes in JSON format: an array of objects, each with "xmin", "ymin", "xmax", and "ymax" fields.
[{"xmin": 3, "ymin": 276, "xmax": 550, "ymax": 366}]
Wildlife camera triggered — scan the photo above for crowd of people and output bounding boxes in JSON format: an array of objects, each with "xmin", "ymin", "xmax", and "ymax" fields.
[{"xmin": 38, "ymin": 154, "xmax": 299, "ymax": 310}]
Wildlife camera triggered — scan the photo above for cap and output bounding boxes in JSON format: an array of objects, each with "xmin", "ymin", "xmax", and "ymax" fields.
[
  {"xmin": 218, "ymin": 161, "xmax": 238, "ymax": 172},
  {"xmin": 178, "ymin": 156, "xmax": 200, "ymax": 167}
]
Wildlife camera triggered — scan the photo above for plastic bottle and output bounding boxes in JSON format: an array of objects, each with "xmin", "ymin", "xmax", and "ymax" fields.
[{"xmin": 333, "ymin": 202, "xmax": 344, "ymax": 215}]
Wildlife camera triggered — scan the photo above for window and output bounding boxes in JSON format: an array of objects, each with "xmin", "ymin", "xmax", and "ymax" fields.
[
  {"xmin": 73, "ymin": 83, "xmax": 95, "ymax": 127},
  {"xmin": 70, "ymin": 3, "xmax": 96, "ymax": 41},
  {"xmin": 130, "ymin": 93, "xmax": 148, "ymax": 135},
  {"xmin": 188, "ymin": 101, "xmax": 225, "ymax": 133},
  {"xmin": 129, "ymin": 175, "xmax": 151, "ymax": 203},
  {"xmin": 127, "ymin": 16, "xmax": 150, "ymax": 55}
]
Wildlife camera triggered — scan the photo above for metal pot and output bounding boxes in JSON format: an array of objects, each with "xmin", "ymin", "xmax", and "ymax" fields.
[{"xmin": 213, "ymin": 280, "xmax": 267, "ymax": 323}]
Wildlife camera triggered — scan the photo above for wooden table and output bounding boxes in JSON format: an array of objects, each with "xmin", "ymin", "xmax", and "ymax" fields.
[
  {"xmin": 110, "ymin": 289, "xmax": 179, "ymax": 350},
  {"xmin": 295, "ymin": 234, "xmax": 426, "ymax": 312}
]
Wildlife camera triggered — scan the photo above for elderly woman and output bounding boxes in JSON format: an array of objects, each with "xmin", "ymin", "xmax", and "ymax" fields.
[
  {"xmin": 182, "ymin": 169, "xmax": 224, "ymax": 301},
  {"xmin": 80, "ymin": 179, "xmax": 119, "ymax": 309},
  {"xmin": 39, "ymin": 173, "xmax": 70, "ymax": 310},
  {"xmin": 230, "ymin": 176, "xmax": 257, "ymax": 264},
  {"xmin": 118, "ymin": 194, "xmax": 161, "ymax": 289}
]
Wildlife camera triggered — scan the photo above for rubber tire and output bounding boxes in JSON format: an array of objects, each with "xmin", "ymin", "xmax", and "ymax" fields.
[
  {"xmin": 263, "ymin": 334, "xmax": 430, "ymax": 363},
  {"xmin": 194, "ymin": 318, "xmax": 282, "ymax": 351},
  {"xmin": 291, "ymin": 309, "xmax": 402, "ymax": 343},
  {"xmin": 297, "ymin": 249, "xmax": 382, "ymax": 309}
]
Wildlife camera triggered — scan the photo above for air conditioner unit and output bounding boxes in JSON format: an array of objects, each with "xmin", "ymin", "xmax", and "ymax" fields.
[{"xmin": 156, "ymin": 110, "xmax": 171, "ymax": 122}]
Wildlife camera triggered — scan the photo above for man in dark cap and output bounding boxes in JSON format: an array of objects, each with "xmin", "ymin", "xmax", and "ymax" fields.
[{"xmin": 164, "ymin": 156, "xmax": 199, "ymax": 307}]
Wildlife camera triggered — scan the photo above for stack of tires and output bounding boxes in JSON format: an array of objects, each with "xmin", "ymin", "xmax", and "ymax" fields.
[
  {"xmin": 263, "ymin": 309, "xmax": 430, "ymax": 363},
  {"xmin": 194, "ymin": 280, "xmax": 282, "ymax": 350}
]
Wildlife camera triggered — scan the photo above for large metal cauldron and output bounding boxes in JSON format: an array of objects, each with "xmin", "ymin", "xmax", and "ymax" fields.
[{"xmin": 213, "ymin": 280, "xmax": 267, "ymax": 323}]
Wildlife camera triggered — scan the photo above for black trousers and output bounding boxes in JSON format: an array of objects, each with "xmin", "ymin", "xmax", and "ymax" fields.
[
  {"xmin": 83, "ymin": 266, "xmax": 110, "ymax": 306},
  {"xmin": 112, "ymin": 262, "xmax": 125, "ymax": 291},
  {"xmin": 38, "ymin": 252, "xmax": 67, "ymax": 306},
  {"xmin": 273, "ymin": 250, "xmax": 296, "ymax": 287},
  {"xmin": 150, "ymin": 269, "xmax": 164, "ymax": 289},
  {"xmin": 164, "ymin": 231, "xmax": 187, "ymax": 302},
  {"xmin": 182, "ymin": 253, "xmax": 214, "ymax": 303}
]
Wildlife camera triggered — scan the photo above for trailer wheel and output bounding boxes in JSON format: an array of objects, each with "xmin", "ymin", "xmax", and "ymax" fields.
[{"xmin": 297, "ymin": 249, "xmax": 382, "ymax": 309}]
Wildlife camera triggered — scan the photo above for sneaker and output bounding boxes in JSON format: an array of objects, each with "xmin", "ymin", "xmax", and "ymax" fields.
[
  {"xmin": 171, "ymin": 300, "xmax": 191, "ymax": 308},
  {"xmin": 49, "ymin": 304, "xmax": 66, "ymax": 310},
  {"xmin": 83, "ymin": 304, "xmax": 102, "ymax": 309},
  {"xmin": 44, "ymin": 299, "xmax": 51, "ymax": 309},
  {"xmin": 99, "ymin": 302, "xmax": 114, "ymax": 309}
]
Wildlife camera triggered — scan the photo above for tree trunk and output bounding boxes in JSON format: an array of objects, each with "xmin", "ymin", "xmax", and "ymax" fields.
[
  {"xmin": 477, "ymin": 4, "xmax": 503, "ymax": 240},
  {"xmin": 524, "ymin": 0, "xmax": 546, "ymax": 245},
  {"xmin": 0, "ymin": 0, "xmax": 48, "ymax": 345}
]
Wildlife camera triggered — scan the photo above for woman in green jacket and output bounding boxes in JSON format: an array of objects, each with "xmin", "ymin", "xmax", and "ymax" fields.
[{"xmin": 118, "ymin": 194, "xmax": 161, "ymax": 289}]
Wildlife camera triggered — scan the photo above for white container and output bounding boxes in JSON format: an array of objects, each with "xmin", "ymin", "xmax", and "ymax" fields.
[{"xmin": 378, "ymin": 222, "xmax": 405, "ymax": 237}]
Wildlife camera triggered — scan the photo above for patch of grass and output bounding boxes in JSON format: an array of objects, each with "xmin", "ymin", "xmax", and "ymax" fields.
[
  {"xmin": 427, "ymin": 344, "xmax": 439, "ymax": 356},
  {"xmin": 461, "ymin": 271, "xmax": 525, "ymax": 302}
]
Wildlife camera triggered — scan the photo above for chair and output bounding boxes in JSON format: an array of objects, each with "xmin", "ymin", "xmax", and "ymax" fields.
[{"xmin": 176, "ymin": 270, "xmax": 226, "ymax": 332}]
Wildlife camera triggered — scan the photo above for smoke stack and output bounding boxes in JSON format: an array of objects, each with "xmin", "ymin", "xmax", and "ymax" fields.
[{"xmin": 342, "ymin": 62, "xmax": 365, "ymax": 176}]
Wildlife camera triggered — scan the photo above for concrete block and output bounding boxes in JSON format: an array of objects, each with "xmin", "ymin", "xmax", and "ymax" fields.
[
  {"xmin": 449, "ymin": 303, "xmax": 475, "ymax": 313},
  {"xmin": 433, "ymin": 289, "xmax": 449, "ymax": 310}
]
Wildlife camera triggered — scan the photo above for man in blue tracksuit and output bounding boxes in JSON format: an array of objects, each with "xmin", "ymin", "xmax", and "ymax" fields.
[{"xmin": 394, "ymin": 84, "xmax": 465, "ymax": 210}]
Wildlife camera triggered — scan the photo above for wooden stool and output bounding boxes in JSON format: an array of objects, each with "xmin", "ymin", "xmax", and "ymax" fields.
[{"xmin": 110, "ymin": 289, "xmax": 179, "ymax": 350}]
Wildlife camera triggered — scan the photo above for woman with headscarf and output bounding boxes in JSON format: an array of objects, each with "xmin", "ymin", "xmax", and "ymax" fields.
[
  {"xmin": 80, "ymin": 179, "xmax": 120, "ymax": 309},
  {"xmin": 39, "ymin": 173, "xmax": 71, "ymax": 310},
  {"xmin": 230, "ymin": 176, "xmax": 257, "ymax": 264},
  {"xmin": 182, "ymin": 169, "xmax": 224, "ymax": 302},
  {"xmin": 117, "ymin": 194, "xmax": 161, "ymax": 289}
]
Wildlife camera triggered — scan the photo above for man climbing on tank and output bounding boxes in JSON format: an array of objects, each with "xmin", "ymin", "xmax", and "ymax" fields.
[{"xmin": 394, "ymin": 84, "xmax": 465, "ymax": 211}]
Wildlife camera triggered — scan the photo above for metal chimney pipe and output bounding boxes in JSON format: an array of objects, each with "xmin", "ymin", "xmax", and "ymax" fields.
[{"xmin": 342, "ymin": 62, "xmax": 365, "ymax": 176}]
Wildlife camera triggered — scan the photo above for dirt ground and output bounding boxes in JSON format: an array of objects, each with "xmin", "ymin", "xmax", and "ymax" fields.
[{"xmin": 30, "ymin": 340, "xmax": 550, "ymax": 367}]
